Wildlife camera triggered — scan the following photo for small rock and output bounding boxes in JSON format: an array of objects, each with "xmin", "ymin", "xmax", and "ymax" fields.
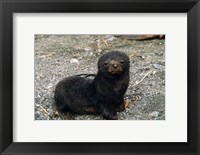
[
  {"xmin": 70, "ymin": 58, "xmax": 79, "ymax": 64},
  {"xmin": 150, "ymin": 111, "xmax": 159, "ymax": 117},
  {"xmin": 107, "ymin": 36, "xmax": 116, "ymax": 41},
  {"xmin": 152, "ymin": 71, "xmax": 157, "ymax": 75},
  {"xmin": 153, "ymin": 64, "xmax": 164, "ymax": 70},
  {"xmin": 97, "ymin": 49, "xmax": 102, "ymax": 52},
  {"xmin": 84, "ymin": 48, "xmax": 92, "ymax": 52},
  {"xmin": 46, "ymin": 84, "xmax": 53, "ymax": 89}
]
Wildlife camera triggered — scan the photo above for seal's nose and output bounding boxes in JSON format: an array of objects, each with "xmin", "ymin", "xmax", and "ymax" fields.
[{"xmin": 113, "ymin": 64, "xmax": 118, "ymax": 68}]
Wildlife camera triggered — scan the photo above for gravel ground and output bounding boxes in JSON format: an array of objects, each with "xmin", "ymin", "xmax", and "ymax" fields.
[{"xmin": 35, "ymin": 35, "xmax": 165, "ymax": 120}]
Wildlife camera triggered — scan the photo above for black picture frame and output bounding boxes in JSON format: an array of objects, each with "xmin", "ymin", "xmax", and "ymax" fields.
[{"xmin": 0, "ymin": 0, "xmax": 200, "ymax": 154}]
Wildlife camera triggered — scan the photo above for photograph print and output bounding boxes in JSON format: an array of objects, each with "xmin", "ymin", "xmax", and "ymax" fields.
[{"xmin": 35, "ymin": 34, "xmax": 165, "ymax": 120}]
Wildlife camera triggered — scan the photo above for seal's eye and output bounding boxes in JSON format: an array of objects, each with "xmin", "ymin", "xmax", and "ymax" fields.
[
  {"xmin": 104, "ymin": 61, "xmax": 108, "ymax": 65},
  {"xmin": 120, "ymin": 60, "xmax": 124, "ymax": 64}
]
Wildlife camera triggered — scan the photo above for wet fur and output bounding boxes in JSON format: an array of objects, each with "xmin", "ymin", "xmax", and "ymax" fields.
[{"xmin": 54, "ymin": 51, "xmax": 130, "ymax": 119}]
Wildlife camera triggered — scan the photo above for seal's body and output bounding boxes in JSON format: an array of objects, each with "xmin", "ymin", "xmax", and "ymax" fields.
[{"xmin": 54, "ymin": 51, "xmax": 130, "ymax": 119}]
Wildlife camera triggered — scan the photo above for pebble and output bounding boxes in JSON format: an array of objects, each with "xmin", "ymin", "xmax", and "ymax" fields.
[
  {"xmin": 84, "ymin": 48, "xmax": 92, "ymax": 52},
  {"xmin": 70, "ymin": 58, "xmax": 79, "ymax": 64},
  {"xmin": 46, "ymin": 84, "xmax": 53, "ymax": 89},
  {"xmin": 153, "ymin": 64, "xmax": 164, "ymax": 70},
  {"xmin": 149, "ymin": 111, "xmax": 159, "ymax": 117},
  {"xmin": 107, "ymin": 36, "xmax": 116, "ymax": 41},
  {"xmin": 35, "ymin": 104, "xmax": 40, "ymax": 107},
  {"xmin": 152, "ymin": 71, "xmax": 157, "ymax": 75}
]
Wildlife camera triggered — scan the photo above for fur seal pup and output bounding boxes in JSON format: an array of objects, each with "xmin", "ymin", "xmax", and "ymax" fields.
[{"xmin": 54, "ymin": 50, "xmax": 130, "ymax": 120}]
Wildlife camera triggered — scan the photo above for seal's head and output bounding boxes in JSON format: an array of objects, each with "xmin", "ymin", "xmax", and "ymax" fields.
[{"xmin": 97, "ymin": 51, "xmax": 130, "ymax": 77}]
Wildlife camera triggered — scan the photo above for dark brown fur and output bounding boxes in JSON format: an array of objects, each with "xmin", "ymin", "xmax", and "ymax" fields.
[{"xmin": 54, "ymin": 51, "xmax": 130, "ymax": 120}]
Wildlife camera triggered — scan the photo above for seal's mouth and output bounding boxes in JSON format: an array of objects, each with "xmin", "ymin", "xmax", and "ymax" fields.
[
  {"xmin": 108, "ymin": 66, "xmax": 123, "ymax": 74},
  {"xmin": 109, "ymin": 70, "xmax": 122, "ymax": 74}
]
